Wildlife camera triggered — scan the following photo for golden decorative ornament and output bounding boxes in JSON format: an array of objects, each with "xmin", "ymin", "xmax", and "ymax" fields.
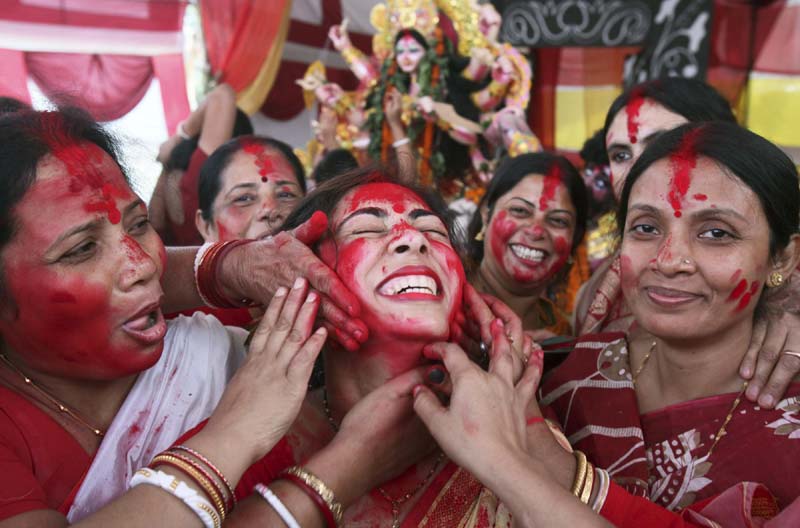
[
  {"xmin": 474, "ymin": 225, "xmax": 485, "ymax": 241},
  {"xmin": 767, "ymin": 271, "xmax": 784, "ymax": 288}
]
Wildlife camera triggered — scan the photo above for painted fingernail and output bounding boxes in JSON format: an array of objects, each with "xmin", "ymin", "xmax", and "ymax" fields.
[
  {"xmin": 305, "ymin": 291, "xmax": 318, "ymax": 303},
  {"xmin": 274, "ymin": 287, "xmax": 288, "ymax": 297},
  {"xmin": 428, "ymin": 368, "xmax": 445, "ymax": 384},
  {"xmin": 293, "ymin": 277, "xmax": 305, "ymax": 289}
]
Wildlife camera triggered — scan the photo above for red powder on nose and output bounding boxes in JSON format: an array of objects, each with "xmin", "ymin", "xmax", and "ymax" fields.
[
  {"xmin": 121, "ymin": 235, "xmax": 147, "ymax": 264},
  {"xmin": 656, "ymin": 234, "xmax": 673, "ymax": 263},
  {"xmin": 693, "ymin": 194, "xmax": 707, "ymax": 201},
  {"xmin": 667, "ymin": 128, "xmax": 702, "ymax": 218},
  {"xmin": 626, "ymin": 95, "xmax": 645, "ymax": 144},
  {"xmin": 539, "ymin": 164, "xmax": 561, "ymax": 211}
]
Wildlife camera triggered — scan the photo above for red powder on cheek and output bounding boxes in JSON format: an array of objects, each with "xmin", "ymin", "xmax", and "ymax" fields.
[
  {"xmin": 693, "ymin": 194, "xmax": 707, "ymax": 201},
  {"xmin": 619, "ymin": 254, "xmax": 637, "ymax": 288},
  {"xmin": 539, "ymin": 164, "xmax": 561, "ymax": 212},
  {"xmin": 729, "ymin": 269, "xmax": 742, "ymax": 284},
  {"xmin": 488, "ymin": 210, "xmax": 517, "ymax": 265},
  {"xmin": 735, "ymin": 281, "xmax": 760, "ymax": 312},
  {"xmin": 727, "ymin": 279, "xmax": 748, "ymax": 302},
  {"xmin": 626, "ymin": 95, "xmax": 645, "ymax": 144},
  {"xmin": 667, "ymin": 128, "xmax": 702, "ymax": 218}
]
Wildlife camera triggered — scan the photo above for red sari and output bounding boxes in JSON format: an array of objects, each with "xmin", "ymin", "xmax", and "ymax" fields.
[{"xmin": 541, "ymin": 333, "xmax": 800, "ymax": 526}]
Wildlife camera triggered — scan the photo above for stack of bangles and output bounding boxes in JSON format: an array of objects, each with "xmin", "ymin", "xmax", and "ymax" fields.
[
  {"xmin": 194, "ymin": 240, "xmax": 259, "ymax": 309},
  {"xmin": 253, "ymin": 466, "xmax": 343, "ymax": 528},
  {"xmin": 571, "ymin": 450, "xmax": 610, "ymax": 513},
  {"xmin": 130, "ymin": 445, "xmax": 236, "ymax": 528}
]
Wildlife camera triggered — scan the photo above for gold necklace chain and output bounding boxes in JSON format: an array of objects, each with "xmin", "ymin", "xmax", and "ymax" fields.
[
  {"xmin": 322, "ymin": 388, "xmax": 443, "ymax": 528},
  {"xmin": 0, "ymin": 353, "xmax": 104, "ymax": 437},
  {"xmin": 629, "ymin": 341, "xmax": 748, "ymax": 460}
]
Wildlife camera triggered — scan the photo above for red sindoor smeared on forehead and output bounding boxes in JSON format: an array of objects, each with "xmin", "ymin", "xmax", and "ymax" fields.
[
  {"xmin": 626, "ymin": 93, "xmax": 646, "ymax": 144},
  {"xmin": 539, "ymin": 163, "xmax": 561, "ymax": 212},
  {"xmin": 241, "ymin": 140, "xmax": 278, "ymax": 181},
  {"xmin": 667, "ymin": 128, "xmax": 702, "ymax": 218},
  {"xmin": 344, "ymin": 182, "xmax": 430, "ymax": 216},
  {"xmin": 38, "ymin": 113, "xmax": 125, "ymax": 224}
]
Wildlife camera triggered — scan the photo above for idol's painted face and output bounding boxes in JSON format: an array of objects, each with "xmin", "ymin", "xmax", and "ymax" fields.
[
  {"xmin": 606, "ymin": 99, "xmax": 687, "ymax": 200},
  {"xmin": 0, "ymin": 145, "xmax": 166, "ymax": 380},
  {"xmin": 315, "ymin": 83, "xmax": 343, "ymax": 106},
  {"xmin": 620, "ymin": 155, "xmax": 771, "ymax": 342},
  {"xmin": 320, "ymin": 183, "xmax": 464, "ymax": 345},
  {"xmin": 200, "ymin": 146, "xmax": 303, "ymax": 242},
  {"xmin": 482, "ymin": 173, "xmax": 576, "ymax": 292},
  {"xmin": 395, "ymin": 34, "xmax": 426, "ymax": 74}
]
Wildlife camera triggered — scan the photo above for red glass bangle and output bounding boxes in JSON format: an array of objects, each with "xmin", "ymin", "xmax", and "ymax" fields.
[
  {"xmin": 163, "ymin": 449, "xmax": 232, "ymax": 513},
  {"xmin": 172, "ymin": 445, "xmax": 236, "ymax": 510},
  {"xmin": 279, "ymin": 473, "xmax": 337, "ymax": 528},
  {"xmin": 197, "ymin": 239, "xmax": 256, "ymax": 308}
]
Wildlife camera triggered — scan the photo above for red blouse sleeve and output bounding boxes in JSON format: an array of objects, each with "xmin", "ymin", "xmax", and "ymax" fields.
[
  {"xmin": 0, "ymin": 410, "xmax": 49, "ymax": 521},
  {"xmin": 599, "ymin": 482, "xmax": 705, "ymax": 528}
]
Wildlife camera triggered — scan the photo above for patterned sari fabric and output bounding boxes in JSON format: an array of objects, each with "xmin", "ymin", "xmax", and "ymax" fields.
[{"xmin": 540, "ymin": 333, "xmax": 800, "ymax": 526}]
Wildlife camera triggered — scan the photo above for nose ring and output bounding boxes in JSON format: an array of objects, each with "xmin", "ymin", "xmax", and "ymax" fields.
[{"xmin": 682, "ymin": 258, "xmax": 692, "ymax": 265}]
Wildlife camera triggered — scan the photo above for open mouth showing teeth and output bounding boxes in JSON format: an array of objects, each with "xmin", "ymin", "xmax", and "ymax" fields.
[
  {"xmin": 510, "ymin": 244, "xmax": 546, "ymax": 262},
  {"xmin": 378, "ymin": 275, "xmax": 439, "ymax": 296}
]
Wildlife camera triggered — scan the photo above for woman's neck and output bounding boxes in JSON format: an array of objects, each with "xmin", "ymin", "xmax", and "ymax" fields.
[
  {"xmin": 476, "ymin": 262, "xmax": 545, "ymax": 323},
  {"xmin": 633, "ymin": 321, "xmax": 752, "ymax": 410},
  {"xmin": 323, "ymin": 336, "xmax": 427, "ymax": 422},
  {"xmin": 0, "ymin": 347, "xmax": 137, "ymax": 448}
]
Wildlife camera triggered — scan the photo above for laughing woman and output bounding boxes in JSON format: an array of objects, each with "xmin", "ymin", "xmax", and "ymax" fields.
[{"xmin": 467, "ymin": 153, "xmax": 588, "ymax": 340}]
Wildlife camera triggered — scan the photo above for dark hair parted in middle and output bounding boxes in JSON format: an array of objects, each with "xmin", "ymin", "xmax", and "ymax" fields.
[
  {"xmin": 619, "ymin": 121, "xmax": 800, "ymax": 258},
  {"xmin": 278, "ymin": 165, "xmax": 464, "ymax": 256},
  {"xmin": 197, "ymin": 135, "xmax": 306, "ymax": 222},
  {"xmin": 603, "ymin": 78, "xmax": 736, "ymax": 139},
  {"xmin": 467, "ymin": 152, "xmax": 588, "ymax": 262}
]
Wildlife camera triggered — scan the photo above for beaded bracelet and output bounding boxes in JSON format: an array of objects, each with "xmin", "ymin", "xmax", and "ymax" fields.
[
  {"xmin": 131, "ymin": 468, "xmax": 220, "ymax": 528},
  {"xmin": 172, "ymin": 445, "xmax": 236, "ymax": 510},
  {"xmin": 194, "ymin": 240, "xmax": 256, "ymax": 308},
  {"xmin": 254, "ymin": 483, "xmax": 301, "ymax": 528},
  {"xmin": 279, "ymin": 466, "xmax": 342, "ymax": 527},
  {"xmin": 151, "ymin": 454, "xmax": 226, "ymax": 521}
]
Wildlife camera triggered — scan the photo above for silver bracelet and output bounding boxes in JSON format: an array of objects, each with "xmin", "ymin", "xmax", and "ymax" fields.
[
  {"xmin": 392, "ymin": 137, "xmax": 410, "ymax": 148},
  {"xmin": 254, "ymin": 484, "xmax": 301, "ymax": 528}
]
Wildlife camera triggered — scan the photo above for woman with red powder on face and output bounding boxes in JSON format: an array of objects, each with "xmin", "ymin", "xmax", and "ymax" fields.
[
  {"xmin": 0, "ymin": 108, "xmax": 455, "ymax": 528},
  {"xmin": 412, "ymin": 122, "xmax": 800, "ymax": 527},
  {"xmin": 573, "ymin": 77, "xmax": 800, "ymax": 411},
  {"xmin": 466, "ymin": 153, "xmax": 588, "ymax": 348},
  {"xmin": 161, "ymin": 136, "xmax": 309, "ymax": 328},
  {"xmin": 214, "ymin": 168, "xmax": 544, "ymax": 528}
]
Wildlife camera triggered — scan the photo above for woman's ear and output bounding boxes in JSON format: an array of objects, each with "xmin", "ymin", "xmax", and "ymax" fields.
[
  {"xmin": 195, "ymin": 210, "xmax": 218, "ymax": 243},
  {"xmin": 768, "ymin": 233, "xmax": 800, "ymax": 286}
]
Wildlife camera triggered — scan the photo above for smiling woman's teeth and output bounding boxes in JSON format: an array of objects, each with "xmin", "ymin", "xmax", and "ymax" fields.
[
  {"xmin": 510, "ymin": 244, "xmax": 545, "ymax": 262},
  {"xmin": 379, "ymin": 275, "xmax": 438, "ymax": 296}
]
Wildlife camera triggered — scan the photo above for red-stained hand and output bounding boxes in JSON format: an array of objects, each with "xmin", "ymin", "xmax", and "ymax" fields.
[
  {"xmin": 204, "ymin": 278, "xmax": 327, "ymax": 464},
  {"xmin": 218, "ymin": 212, "xmax": 368, "ymax": 351},
  {"xmin": 413, "ymin": 340, "xmax": 542, "ymax": 483}
]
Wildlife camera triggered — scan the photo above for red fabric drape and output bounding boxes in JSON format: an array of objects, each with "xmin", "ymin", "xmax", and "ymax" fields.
[
  {"xmin": 0, "ymin": 49, "xmax": 30, "ymax": 105},
  {"xmin": 152, "ymin": 53, "xmax": 191, "ymax": 135},
  {"xmin": 201, "ymin": 0, "xmax": 275, "ymax": 92},
  {"xmin": 26, "ymin": 53, "xmax": 153, "ymax": 122}
]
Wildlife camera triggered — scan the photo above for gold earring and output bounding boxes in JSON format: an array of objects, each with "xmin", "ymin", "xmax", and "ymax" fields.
[
  {"xmin": 474, "ymin": 226, "xmax": 485, "ymax": 242},
  {"xmin": 767, "ymin": 271, "xmax": 784, "ymax": 288}
]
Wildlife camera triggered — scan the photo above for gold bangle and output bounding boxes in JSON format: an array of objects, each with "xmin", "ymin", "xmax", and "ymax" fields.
[
  {"xmin": 283, "ymin": 466, "xmax": 343, "ymax": 525},
  {"xmin": 570, "ymin": 450, "xmax": 588, "ymax": 497},
  {"xmin": 579, "ymin": 462, "xmax": 594, "ymax": 504},
  {"xmin": 152, "ymin": 455, "xmax": 227, "ymax": 521}
]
